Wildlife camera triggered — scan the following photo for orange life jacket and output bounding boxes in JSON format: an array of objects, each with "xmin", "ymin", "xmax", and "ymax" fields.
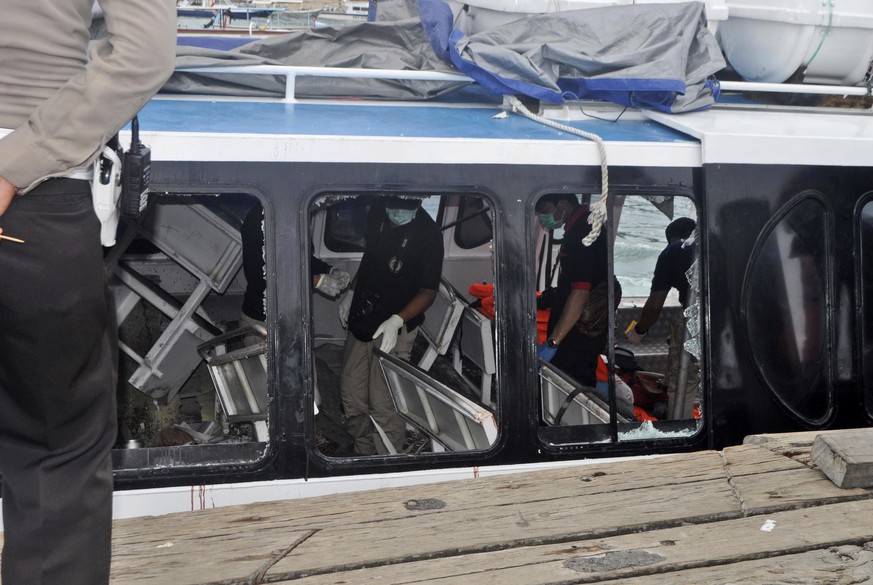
[{"xmin": 468, "ymin": 283, "xmax": 495, "ymax": 320}]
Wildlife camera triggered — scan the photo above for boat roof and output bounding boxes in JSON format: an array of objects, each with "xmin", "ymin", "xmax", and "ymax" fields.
[
  {"xmin": 138, "ymin": 95, "xmax": 873, "ymax": 169},
  {"xmin": 140, "ymin": 96, "xmax": 701, "ymax": 168},
  {"xmin": 645, "ymin": 107, "xmax": 873, "ymax": 167}
]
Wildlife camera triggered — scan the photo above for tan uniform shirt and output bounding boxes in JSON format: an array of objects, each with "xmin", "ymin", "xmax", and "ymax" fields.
[{"xmin": 0, "ymin": 0, "xmax": 177, "ymax": 192}]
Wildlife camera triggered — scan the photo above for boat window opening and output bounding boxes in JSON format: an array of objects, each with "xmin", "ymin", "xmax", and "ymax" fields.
[
  {"xmin": 111, "ymin": 192, "xmax": 269, "ymax": 470},
  {"xmin": 323, "ymin": 195, "xmax": 440, "ymax": 253},
  {"xmin": 535, "ymin": 193, "xmax": 703, "ymax": 449},
  {"xmin": 859, "ymin": 197, "xmax": 873, "ymax": 422},
  {"xmin": 744, "ymin": 194, "xmax": 832, "ymax": 425},
  {"xmin": 309, "ymin": 192, "xmax": 498, "ymax": 458},
  {"xmin": 323, "ymin": 195, "xmax": 376, "ymax": 253},
  {"xmin": 453, "ymin": 196, "xmax": 493, "ymax": 250}
]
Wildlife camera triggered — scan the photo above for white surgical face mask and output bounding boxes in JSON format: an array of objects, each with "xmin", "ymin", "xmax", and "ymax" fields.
[
  {"xmin": 538, "ymin": 212, "xmax": 565, "ymax": 231},
  {"xmin": 386, "ymin": 208, "xmax": 416, "ymax": 225}
]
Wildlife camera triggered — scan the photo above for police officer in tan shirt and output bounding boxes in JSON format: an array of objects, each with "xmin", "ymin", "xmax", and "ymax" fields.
[{"xmin": 0, "ymin": 1, "xmax": 175, "ymax": 583}]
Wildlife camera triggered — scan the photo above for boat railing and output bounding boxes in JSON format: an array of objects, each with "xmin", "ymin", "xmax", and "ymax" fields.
[
  {"xmin": 719, "ymin": 80, "xmax": 872, "ymax": 99},
  {"xmin": 174, "ymin": 63, "xmax": 872, "ymax": 108},
  {"xmin": 174, "ymin": 64, "xmax": 474, "ymax": 102}
]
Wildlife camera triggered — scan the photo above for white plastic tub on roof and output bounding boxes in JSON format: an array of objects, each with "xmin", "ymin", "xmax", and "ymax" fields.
[{"xmin": 717, "ymin": 0, "xmax": 873, "ymax": 85}]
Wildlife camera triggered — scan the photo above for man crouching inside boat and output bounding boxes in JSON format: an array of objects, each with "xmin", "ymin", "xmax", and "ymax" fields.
[
  {"xmin": 626, "ymin": 217, "xmax": 699, "ymax": 419},
  {"xmin": 0, "ymin": 1, "xmax": 175, "ymax": 583},
  {"xmin": 338, "ymin": 196, "xmax": 444, "ymax": 455}
]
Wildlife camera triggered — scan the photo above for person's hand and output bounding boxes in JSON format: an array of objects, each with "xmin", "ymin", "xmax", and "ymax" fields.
[
  {"xmin": 626, "ymin": 325, "xmax": 647, "ymax": 345},
  {"xmin": 0, "ymin": 175, "xmax": 17, "ymax": 218},
  {"xmin": 374, "ymin": 314, "xmax": 404, "ymax": 353},
  {"xmin": 536, "ymin": 342, "xmax": 558, "ymax": 362},
  {"xmin": 338, "ymin": 291, "xmax": 353, "ymax": 329},
  {"xmin": 329, "ymin": 267, "xmax": 351, "ymax": 290},
  {"xmin": 315, "ymin": 272, "xmax": 346, "ymax": 298}
]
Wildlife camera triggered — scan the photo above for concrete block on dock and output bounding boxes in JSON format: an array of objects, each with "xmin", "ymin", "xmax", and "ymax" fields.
[{"xmin": 810, "ymin": 429, "xmax": 873, "ymax": 488}]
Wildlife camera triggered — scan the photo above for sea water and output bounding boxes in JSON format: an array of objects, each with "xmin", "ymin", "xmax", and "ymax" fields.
[
  {"xmin": 614, "ymin": 196, "xmax": 697, "ymax": 297},
  {"xmin": 538, "ymin": 196, "xmax": 697, "ymax": 298},
  {"xmin": 423, "ymin": 195, "xmax": 696, "ymax": 298}
]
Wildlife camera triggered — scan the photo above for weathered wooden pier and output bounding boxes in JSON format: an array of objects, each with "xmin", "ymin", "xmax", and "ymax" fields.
[{"xmin": 11, "ymin": 429, "xmax": 873, "ymax": 584}]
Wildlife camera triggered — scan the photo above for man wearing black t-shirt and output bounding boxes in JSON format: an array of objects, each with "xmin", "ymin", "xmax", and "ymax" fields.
[
  {"xmin": 338, "ymin": 196, "xmax": 444, "ymax": 455},
  {"xmin": 536, "ymin": 195, "xmax": 617, "ymax": 388},
  {"xmin": 626, "ymin": 217, "xmax": 698, "ymax": 418}
]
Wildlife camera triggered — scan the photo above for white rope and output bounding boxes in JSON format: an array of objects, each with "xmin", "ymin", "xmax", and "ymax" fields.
[{"xmin": 505, "ymin": 95, "xmax": 609, "ymax": 246}]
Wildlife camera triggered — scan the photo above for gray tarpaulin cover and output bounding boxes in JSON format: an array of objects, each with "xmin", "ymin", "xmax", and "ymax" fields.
[{"xmin": 165, "ymin": 0, "xmax": 725, "ymax": 112}]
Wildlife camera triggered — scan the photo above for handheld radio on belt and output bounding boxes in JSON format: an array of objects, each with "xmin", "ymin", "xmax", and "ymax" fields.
[
  {"xmin": 121, "ymin": 116, "xmax": 151, "ymax": 218},
  {"xmin": 91, "ymin": 115, "xmax": 151, "ymax": 247}
]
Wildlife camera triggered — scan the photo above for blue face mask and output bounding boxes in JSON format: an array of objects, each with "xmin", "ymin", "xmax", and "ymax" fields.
[
  {"xmin": 539, "ymin": 213, "xmax": 564, "ymax": 231},
  {"xmin": 386, "ymin": 208, "xmax": 417, "ymax": 226}
]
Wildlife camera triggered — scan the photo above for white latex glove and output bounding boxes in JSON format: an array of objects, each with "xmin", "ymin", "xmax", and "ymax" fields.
[
  {"xmin": 329, "ymin": 267, "xmax": 351, "ymax": 290},
  {"xmin": 373, "ymin": 314, "xmax": 404, "ymax": 353},
  {"xmin": 315, "ymin": 273, "xmax": 345, "ymax": 298},
  {"xmin": 338, "ymin": 291, "xmax": 353, "ymax": 329},
  {"xmin": 625, "ymin": 326, "xmax": 647, "ymax": 346}
]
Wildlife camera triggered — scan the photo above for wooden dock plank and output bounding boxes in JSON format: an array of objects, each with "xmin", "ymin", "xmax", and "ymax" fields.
[
  {"xmin": 109, "ymin": 523, "xmax": 314, "ymax": 585},
  {"xmin": 718, "ymin": 443, "xmax": 810, "ymax": 476},
  {"xmin": 604, "ymin": 545, "xmax": 873, "ymax": 585},
  {"xmin": 730, "ymin": 466, "xmax": 871, "ymax": 515},
  {"xmin": 276, "ymin": 500, "xmax": 873, "ymax": 585}
]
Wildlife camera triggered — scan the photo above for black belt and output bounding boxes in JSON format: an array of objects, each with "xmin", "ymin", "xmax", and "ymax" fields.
[{"xmin": 30, "ymin": 177, "xmax": 90, "ymax": 195}]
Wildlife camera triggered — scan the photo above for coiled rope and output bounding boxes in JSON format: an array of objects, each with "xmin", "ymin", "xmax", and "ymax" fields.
[{"xmin": 505, "ymin": 95, "xmax": 608, "ymax": 246}]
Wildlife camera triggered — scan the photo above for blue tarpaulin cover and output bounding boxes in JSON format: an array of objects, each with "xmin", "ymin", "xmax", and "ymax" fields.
[{"xmin": 425, "ymin": 0, "xmax": 724, "ymax": 112}]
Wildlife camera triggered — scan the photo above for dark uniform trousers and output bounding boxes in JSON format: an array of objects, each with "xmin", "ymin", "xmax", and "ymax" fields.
[
  {"xmin": 551, "ymin": 328, "xmax": 607, "ymax": 389},
  {"xmin": 0, "ymin": 179, "xmax": 117, "ymax": 585}
]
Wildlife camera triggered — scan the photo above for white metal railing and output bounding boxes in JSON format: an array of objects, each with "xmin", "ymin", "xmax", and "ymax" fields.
[
  {"xmin": 175, "ymin": 64, "xmax": 473, "ymax": 101},
  {"xmin": 719, "ymin": 80, "xmax": 871, "ymax": 98},
  {"xmin": 174, "ymin": 63, "xmax": 871, "ymax": 104}
]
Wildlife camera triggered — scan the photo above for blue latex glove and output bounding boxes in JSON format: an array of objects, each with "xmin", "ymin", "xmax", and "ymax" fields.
[{"xmin": 537, "ymin": 342, "xmax": 558, "ymax": 362}]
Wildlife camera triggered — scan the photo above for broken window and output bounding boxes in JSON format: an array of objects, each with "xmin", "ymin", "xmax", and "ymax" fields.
[
  {"xmin": 535, "ymin": 193, "xmax": 703, "ymax": 448},
  {"xmin": 310, "ymin": 192, "xmax": 498, "ymax": 457},
  {"xmin": 112, "ymin": 193, "xmax": 269, "ymax": 462}
]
